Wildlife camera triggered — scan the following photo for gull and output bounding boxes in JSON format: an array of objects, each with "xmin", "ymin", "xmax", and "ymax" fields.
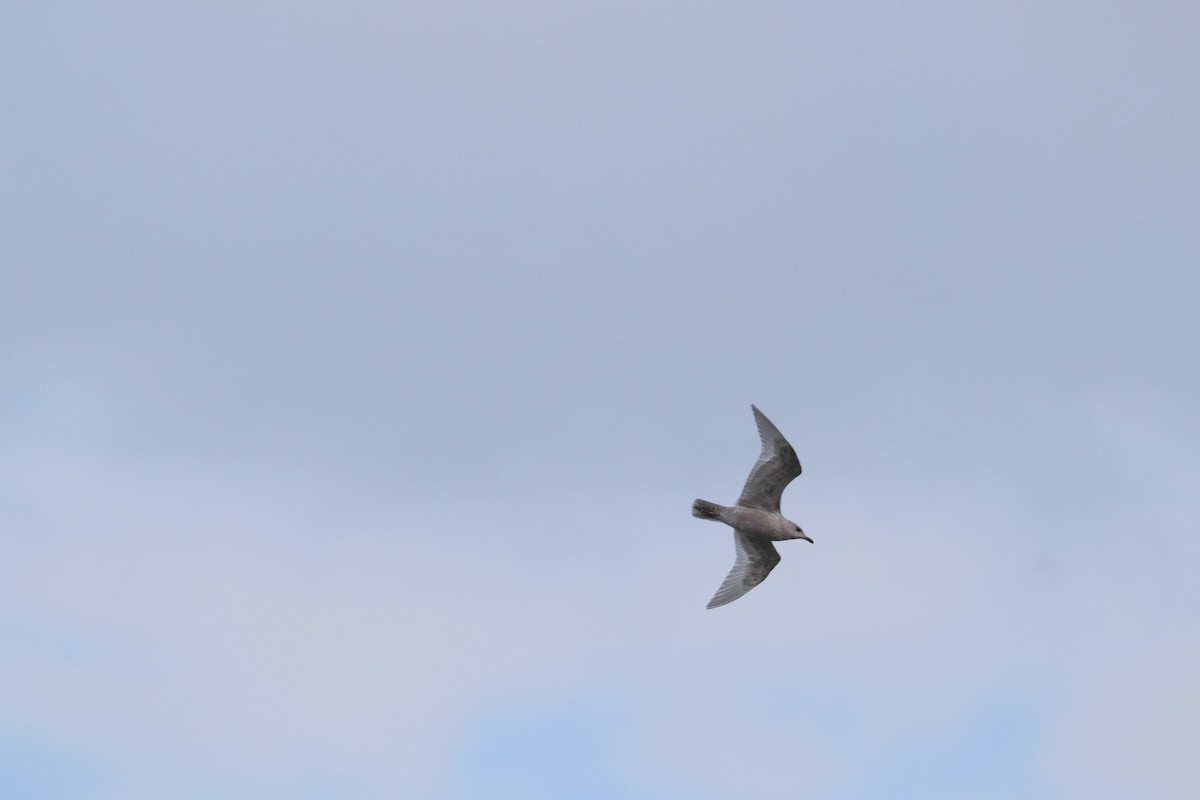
[{"xmin": 692, "ymin": 405, "xmax": 811, "ymax": 608}]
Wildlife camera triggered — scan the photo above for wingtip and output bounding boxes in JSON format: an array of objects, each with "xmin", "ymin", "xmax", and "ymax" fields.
[{"xmin": 705, "ymin": 592, "xmax": 737, "ymax": 610}]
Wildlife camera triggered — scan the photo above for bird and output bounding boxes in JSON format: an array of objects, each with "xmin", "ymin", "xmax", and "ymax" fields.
[{"xmin": 692, "ymin": 405, "xmax": 811, "ymax": 608}]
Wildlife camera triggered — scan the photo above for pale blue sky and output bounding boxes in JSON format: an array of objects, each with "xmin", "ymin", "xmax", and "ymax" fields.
[{"xmin": 3, "ymin": 2, "xmax": 1198, "ymax": 799}]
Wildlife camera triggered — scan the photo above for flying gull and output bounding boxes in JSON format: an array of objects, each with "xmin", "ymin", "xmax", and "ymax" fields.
[{"xmin": 692, "ymin": 405, "xmax": 811, "ymax": 608}]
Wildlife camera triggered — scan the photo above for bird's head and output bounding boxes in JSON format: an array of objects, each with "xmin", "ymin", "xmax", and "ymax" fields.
[{"xmin": 792, "ymin": 524, "xmax": 813, "ymax": 543}]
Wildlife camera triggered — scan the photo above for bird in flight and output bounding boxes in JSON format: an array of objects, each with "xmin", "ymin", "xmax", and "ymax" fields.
[{"xmin": 692, "ymin": 405, "xmax": 811, "ymax": 608}]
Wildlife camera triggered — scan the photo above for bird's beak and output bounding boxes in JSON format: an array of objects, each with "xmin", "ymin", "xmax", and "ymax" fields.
[{"xmin": 801, "ymin": 534, "xmax": 813, "ymax": 543}]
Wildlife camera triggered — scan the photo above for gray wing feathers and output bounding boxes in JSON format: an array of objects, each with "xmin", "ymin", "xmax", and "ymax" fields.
[
  {"xmin": 706, "ymin": 531, "xmax": 781, "ymax": 609},
  {"xmin": 737, "ymin": 405, "xmax": 802, "ymax": 512}
]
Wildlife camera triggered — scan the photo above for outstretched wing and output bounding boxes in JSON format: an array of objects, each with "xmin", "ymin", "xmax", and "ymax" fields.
[
  {"xmin": 706, "ymin": 531, "xmax": 781, "ymax": 609},
  {"xmin": 737, "ymin": 405, "xmax": 802, "ymax": 512}
]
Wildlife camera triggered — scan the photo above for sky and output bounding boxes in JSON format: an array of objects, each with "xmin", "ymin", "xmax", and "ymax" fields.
[{"xmin": 2, "ymin": 2, "xmax": 1198, "ymax": 798}]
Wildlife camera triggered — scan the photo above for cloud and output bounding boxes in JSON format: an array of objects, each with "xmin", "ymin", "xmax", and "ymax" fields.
[
  {"xmin": 3, "ymin": 399, "xmax": 1200, "ymax": 799},
  {"xmin": 3, "ymin": 2, "xmax": 1198, "ymax": 798}
]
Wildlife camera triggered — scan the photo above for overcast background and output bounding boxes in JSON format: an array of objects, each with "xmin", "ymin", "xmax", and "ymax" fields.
[{"xmin": 3, "ymin": 3, "xmax": 1198, "ymax": 799}]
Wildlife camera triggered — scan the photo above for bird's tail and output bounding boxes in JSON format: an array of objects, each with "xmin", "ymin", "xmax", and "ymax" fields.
[{"xmin": 692, "ymin": 499, "xmax": 727, "ymax": 521}]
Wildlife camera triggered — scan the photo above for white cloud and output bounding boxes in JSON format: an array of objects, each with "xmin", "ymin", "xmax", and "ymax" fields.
[{"xmin": 3, "ymin": 414, "xmax": 1199, "ymax": 800}]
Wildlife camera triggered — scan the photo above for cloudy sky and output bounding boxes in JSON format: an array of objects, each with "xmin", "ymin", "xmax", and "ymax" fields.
[{"xmin": 3, "ymin": 2, "xmax": 1198, "ymax": 798}]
